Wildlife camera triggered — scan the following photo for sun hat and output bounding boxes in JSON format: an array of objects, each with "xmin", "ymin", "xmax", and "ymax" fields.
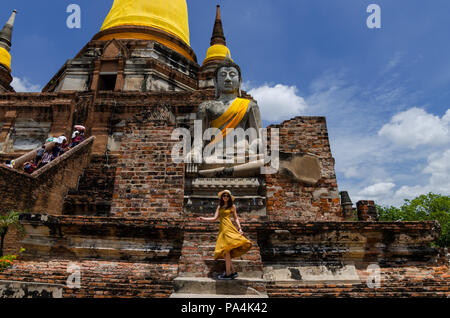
[{"xmin": 218, "ymin": 189, "xmax": 235, "ymax": 202}]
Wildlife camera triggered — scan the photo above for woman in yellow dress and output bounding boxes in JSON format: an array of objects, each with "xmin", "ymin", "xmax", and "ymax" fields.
[{"xmin": 198, "ymin": 190, "xmax": 252, "ymax": 280}]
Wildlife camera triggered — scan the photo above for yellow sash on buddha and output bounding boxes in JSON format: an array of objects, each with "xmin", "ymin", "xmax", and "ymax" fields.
[{"xmin": 210, "ymin": 98, "xmax": 251, "ymax": 145}]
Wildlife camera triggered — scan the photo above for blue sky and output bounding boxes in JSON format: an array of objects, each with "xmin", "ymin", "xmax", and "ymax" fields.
[{"xmin": 4, "ymin": 0, "xmax": 450, "ymax": 207}]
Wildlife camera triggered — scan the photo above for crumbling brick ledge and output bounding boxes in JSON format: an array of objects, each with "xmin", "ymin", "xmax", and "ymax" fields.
[{"xmin": 0, "ymin": 215, "xmax": 446, "ymax": 298}]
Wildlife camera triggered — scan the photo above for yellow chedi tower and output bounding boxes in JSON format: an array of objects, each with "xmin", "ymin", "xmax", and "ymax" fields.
[
  {"xmin": 0, "ymin": 10, "xmax": 16, "ymax": 73},
  {"xmin": 0, "ymin": 10, "xmax": 16, "ymax": 92},
  {"xmin": 199, "ymin": 5, "xmax": 233, "ymax": 89},
  {"xmin": 94, "ymin": 0, "xmax": 196, "ymax": 62},
  {"xmin": 0, "ymin": 46, "xmax": 11, "ymax": 72},
  {"xmin": 203, "ymin": 5, "xmax": 232, "ymax": 65}
]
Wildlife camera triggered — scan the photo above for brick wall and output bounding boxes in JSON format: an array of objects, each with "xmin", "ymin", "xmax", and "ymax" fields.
[
  {"xmin": 0, "ymin": 260, "xmax": 179, "ymax": 298},
  {"xmin": 0, "ymin": 168, "xmax": 35, "ymax": 214},
  {"xmin": 110, "ymin": 107, "xmax": 184, "ymax": 219},
  {"xmin": 265, "ymin": 117, "xmax": 342, "ymax": 221},
  {"xmin": 257, "ymin": 221, "xmax": 441, "ymax": 266},
  {"xmin": 18, "ymin": 214, "xmax": 184, "ymax": 263},
  {"xmin": 265, "ymin": 264, "xmax": 450, "ymax": 298},
  {"xmin": 1, "ymin": 228, "xmax": 24, "ymax": 256},
  {"xmin": 258, "ymin": 220, "xmax": 448, "ymax": 298}
]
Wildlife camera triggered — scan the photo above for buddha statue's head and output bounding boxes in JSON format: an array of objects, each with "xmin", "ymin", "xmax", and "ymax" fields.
[{"xmin": 214, "ymin": 57, "xmax": 242, "ymax": 98}]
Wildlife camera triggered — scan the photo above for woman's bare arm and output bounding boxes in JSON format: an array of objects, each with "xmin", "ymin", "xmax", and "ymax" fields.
[
  {"xmin": 198, "ymin": 206, "xmax": 220, "ymax": 222},
  {"xmin": 232, "ymin": 205, "xmax": 244, "ymax": 234}
]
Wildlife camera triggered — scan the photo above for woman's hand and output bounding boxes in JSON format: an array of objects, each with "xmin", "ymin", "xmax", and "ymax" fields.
[{"xmin": 238, "ymin": 228, "xmax": 244, "ymax": 235}]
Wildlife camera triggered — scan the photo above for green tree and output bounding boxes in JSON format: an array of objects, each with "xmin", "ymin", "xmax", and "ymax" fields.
[
  {"xmin": 0, "ymin": 212, "xmax": 24, "ymax": 257},
  {"xmin": 377, "ymin": 193, "xmax": 450, "ymax": 247}
]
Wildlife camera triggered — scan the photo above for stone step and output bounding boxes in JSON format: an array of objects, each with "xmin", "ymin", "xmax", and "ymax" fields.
[
  {"xmin": 180, "ymin": 250, "xmax": 263, "ymax": 267},
  {"xmin": 62, "ymin": 154, "xmax": 116, "ymax": 216},
  {"xmin": 179, "ymin": 230, "xmax": 263, "ymax": 278},
  {"xmin": 62, "ymin": 199, "xmax": 111, "ymax": 216},
  {"xmin": 178, "ymin": 228, "xmax": 263, "ymax": 278},
  {"xmin": 180, "ymin": 259, "xmax": 264, "ymax": 279},
  {"xmin": 66, "ymin": 190, "xmax": 113, "ymax": 197},
  {"xmin": 183, "ymin": 252, "xmax": 263, "ymax": 264},
  {"xmin": 170, "ymin": 293, "xmax": 268, "ymax": 298},
  {"xmin": 63, "ymin": 194, "xmax": 112, "ymax": 202},
  {"xmin": 205, "ymin": 259, "xmax": 263, "ymax": 278},
  {"xmin": 172, "ymin": 277, "xmax": 268, "ymax": 297}
]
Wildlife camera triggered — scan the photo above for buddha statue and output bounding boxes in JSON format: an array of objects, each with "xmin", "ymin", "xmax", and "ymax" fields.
[
  {"xmin": 188, "ymin": 57, "xmax": 263, "ymax": 166},
  {"xmin": 184, "ymin": 57, "xmax": 322, "ymax": 184}
]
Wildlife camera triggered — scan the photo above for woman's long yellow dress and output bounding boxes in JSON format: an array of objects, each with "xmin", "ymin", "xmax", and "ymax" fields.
[{"xmin": 214, "ymin": 206, "xmax": 252, "ymax": 260}]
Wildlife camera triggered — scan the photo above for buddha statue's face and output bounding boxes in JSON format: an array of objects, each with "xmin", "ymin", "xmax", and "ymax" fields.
[{"xmin": 216, "ymin": 66, "xmax": 241, "ymax": 95}]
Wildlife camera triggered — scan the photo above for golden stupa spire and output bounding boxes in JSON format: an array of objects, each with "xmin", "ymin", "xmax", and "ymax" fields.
[
  {"xmin": 0, "ymin": 10, "xmax": 17, "ymax": 72},
  {"xmin": 203, "ymin": 5, "xmax": 232, "ymax": 65}
]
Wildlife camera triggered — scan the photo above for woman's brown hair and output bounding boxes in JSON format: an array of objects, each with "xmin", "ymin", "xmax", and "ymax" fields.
[{"xmin": 219, "ymin": 194, "xmax": 233, "ymax": 209}]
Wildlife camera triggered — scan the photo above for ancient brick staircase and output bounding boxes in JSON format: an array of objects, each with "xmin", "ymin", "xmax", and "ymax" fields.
[
  {"xmin": 63, "ymin": 154, "xmax": 118, "ymax": 216},
  {"xmin": 172, "ymin": 218, "xmax": 268, "ymax": 298},
  {"xmin": 0, "ymin": 137, "xmax": 95, "ymax": 215}
]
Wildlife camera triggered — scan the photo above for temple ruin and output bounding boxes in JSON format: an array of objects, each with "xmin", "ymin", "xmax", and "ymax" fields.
[{"xmin": 0, "ymin": 1, "xmax": 448, "ymax": 298}]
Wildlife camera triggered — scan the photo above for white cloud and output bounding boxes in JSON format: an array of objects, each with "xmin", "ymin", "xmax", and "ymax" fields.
[
  {"xmin": 11, "ymin": 77, "xmax": 41, "ymax": 92},
  {"xmin": 241, "ymin": 81, "xmax": 252, "ymax": 92},
  {"xmin": 395, "ymin": 185, "xmax": 426, "ymax": 200},
  {"xmin": 394, "ymin": 149, "xmax": 450, "ymax": 201},
  {"xmin": 443, "ymin": 109, "xmax": 450, "ymax": 123},
  {"xmin": 303, "ymin": 71, "xmax": 450, "ymax": 207},
  {"xmin": 343, "ymin": 166, "xmax": 359, "ymax": 178},
  {"xmin": 378, "ymin": 107, "xmax": 450, "ymax": 149},
  {"xmin": 380, "ymin": 52, "xmax": 403, "ymax": 75},
  {"xmin": 359, "ymin": 182, "xmax": 396, "ymax": 197},
  {"xmin": 423, "ymin": 149, "xmax": 450, "ymax": 193},
  {"xmin": 305, "ymin": 71, "xmax": 359, "ymax": 119},
  {"xmin": 248, "ymin": 84, "xmax": 307, "ymax": 122},
  {"xmin": 245, "ymin": 72, "xmax": 450, "ymax": 208}
]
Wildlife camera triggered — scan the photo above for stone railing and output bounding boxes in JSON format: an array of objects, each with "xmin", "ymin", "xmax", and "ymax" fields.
[{"xmin": 0, "ymin": 136, "xmax": 95, "ymax": 215}]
